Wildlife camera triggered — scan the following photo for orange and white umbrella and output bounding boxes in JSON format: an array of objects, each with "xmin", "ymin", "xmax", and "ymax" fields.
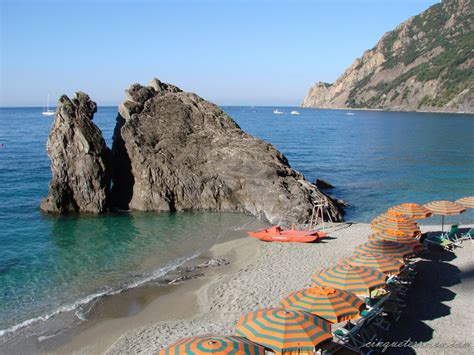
[
  {"xmin": 312, "ymin": 264, "xmax": 387, "ymax": 295},
  {"xmin": 159, "ymin": 335, "xmax": 266, "ymax": 354},
  {"xmin": 455, "ymin": 196, "xmax": 474, "ymax": 209},
  {"xmin": 424, "ymin": 200, "xmax": 466, "ymax": 231},
  {"xmin": 388, "ymin": 203, "xmax": 432, "ymax": 219},
  {"xmin": 368, "ymin": 231, "xmax": 423, "ymax": 253},
  {"xmin": 279, "ymin": 286, "xmax": 365, "ymax": 323},
  {"xmin": 372, "ymin": 212, "xmax": 419, "ymax": 225},
  {"xmin": 354, "ymin": 240, "xmax": 414, "ymax": 260},
  {"xmin": 371, "ymin": 215, "xmax": 420, "ymax": 237},
  {"xmin": 236, "ymin": 308, "xmax": 332, "ymax": 353},
  {"xmin": 339, "ymin": 252, "xmax": 405, "ymax": 275}
]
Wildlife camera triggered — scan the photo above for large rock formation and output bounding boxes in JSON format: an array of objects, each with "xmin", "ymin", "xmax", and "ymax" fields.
[
  {"xmin": 302, "ymin": 0, "xmax": 473, "ymax": 113},
  {"xmin": 42, "ymin": 79, "xmax": 343, "ymax": 224},
  {"xmin": 40, "ymin": 92, "xmax": 111, "ymax": 213},
  {"xmin": 111, "ymin": 78, "xmax": 342, "ymax": 224}
]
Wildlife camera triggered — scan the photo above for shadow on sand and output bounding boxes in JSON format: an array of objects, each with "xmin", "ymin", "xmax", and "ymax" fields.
[{"xmin": 370, "ymin": 249, "xmax": 463, "ymax": 354}]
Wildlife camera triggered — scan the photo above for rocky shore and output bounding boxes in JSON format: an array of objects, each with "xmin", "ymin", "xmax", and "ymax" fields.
[{"xmin": 41, "ymin": 78, "xmax": 343, "ymax": 225}]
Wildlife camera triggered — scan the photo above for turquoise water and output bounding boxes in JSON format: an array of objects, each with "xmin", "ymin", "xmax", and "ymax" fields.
[
  {"xmin": 0, "ymin": 106, "xmax": 473, "ymax": 339},
  {"xmin": 224, "ymin": 107, "xmax": 474, "ymax": 220}
]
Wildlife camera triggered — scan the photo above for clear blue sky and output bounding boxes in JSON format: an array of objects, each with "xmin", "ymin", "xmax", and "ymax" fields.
[{"xmin": 1, "ymin": 0, "xmax": 439, "ymax": 107}]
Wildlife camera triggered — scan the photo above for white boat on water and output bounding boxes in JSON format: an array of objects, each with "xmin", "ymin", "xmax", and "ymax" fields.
[
  {"xmin": 273, "ymin": 109, "xmax": 284, "ymax": 114},
  {"xmin": 346, "ymin": 112, "xmax": 355, "ymax": 116},
  {"xmin": 42, "ymin": 94, "xmax": 55, "ymax": 116},
  {"xmin": 290, "ymin": 110, "xmax": 300, "ymax": 115}
]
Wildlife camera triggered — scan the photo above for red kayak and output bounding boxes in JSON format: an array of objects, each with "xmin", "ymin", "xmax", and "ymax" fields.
[{"xmin": 247, "ymin": 226, "xmax": 326, "ymax": 243}]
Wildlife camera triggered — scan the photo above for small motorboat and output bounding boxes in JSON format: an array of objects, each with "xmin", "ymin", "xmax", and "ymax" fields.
[
  {"xmin": 273, "ymin": 109, "xmax": 284, "ymax": 114},
  {"xmin": 346, "ymin": 112, "xmax": 355, "ymax": 116},
  {"xmin": 290, "ymin": 110, "xmax": 300, "ymax": 115},
  {"xmin": 247, "ymin": 226, "xmax": 326, "ymax": 243}
]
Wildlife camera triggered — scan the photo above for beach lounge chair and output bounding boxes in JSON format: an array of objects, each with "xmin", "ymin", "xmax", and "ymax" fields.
[
  {"xmin": 423, "ymin": 233, "xmax": 455, "ymax": 251},
  {"xmin": 380, "ymin": 301, "xmax": 403, "ymax": 322},
  {"xmin": 333, "ymin": 315, "xmax": 377, "ymax": 354},
  {"xmin": 366, "ymin": 292, "xmax": 405, "ymax": 319},
  {"xmin": 388, "ymin": 267, "xmax": 416, "ymax": 284},
  {"xmin": 333, "ymin": 292, "xmax": 404, "ymax": 353},
  {"xmin": 334, "ymin": 303, "xmax": 385, "ymax": 350},
  {"xmin": 444, "ymin": 224, "xmax": 459, "ymax": 241},
  {"xmin": 454, "ymin": 228, "xmax": 474, "ymax": 244},
  {"xmin": 320, "ymin": 339, "xmax": 372, "ymax": 355},
  {"xmin": 386, "ymin": 279, "xmax": 408, "ymax": 295},
  {"xmin": 359, "ymin": 308, "xmax": 392, "ymax": 332},
  {"xmin": 376, "ymin": 300, "xmax": 404, "ymax": 321},
  {"xmin": 387, "ymin": 267, "xmax": 416, "ymax": 290},
  {"xmin": 364, "ymin": 294, "xmax": 397, "ymax": 329}
]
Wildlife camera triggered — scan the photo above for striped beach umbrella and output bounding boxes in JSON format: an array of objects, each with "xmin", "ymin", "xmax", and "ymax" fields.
[
  {"xmin": 424, "ymin": 200, "xmax": 466, "ymax": 231},
  {"xmin": 388, "ymin": 203, "xmax": 433, "ymax": 219},
  {"xmin": 312, "ymin": 264, "xmax": 387, "ymax": 295},
  {"xmin": 368, "ymin": 231, "xmax": 423, "ymax": 253},
  {"xmin": 278, "ymin": 286, "xmax": 365, "ymax": 323},
  {"xmin": 159, "ymin": 335, "xmax": 266, "ymax": 355},
  {"xmin": 355, "ymin": 240, "xmax": 414, "ymax": 260},
  {"xmin": 455, "ymin": 196, "xmax": 474, "ymax": 209},
  {"xmin": 373, "ymin": 212, "xmax": 419, "ymax": 225},
  {"xmin": 339, "ymin": 252, "xmax": 404, "ymax": 275},
  {"xmin": 371, "ymin": 216, "xmax": 420, "ymax": 237},
  {"xmin": 236, "ymin": 308, "xmax": 332, "ymax": 353}
]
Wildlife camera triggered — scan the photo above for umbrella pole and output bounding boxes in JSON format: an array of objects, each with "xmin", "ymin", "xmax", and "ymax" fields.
[{"xmin": 442, "ymin": 216, "xmax": 444, "ymax": 233}]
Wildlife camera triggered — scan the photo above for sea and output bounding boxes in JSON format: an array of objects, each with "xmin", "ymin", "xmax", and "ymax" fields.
[{"xmin": 0, "ymin": 106, "xmax": 473, "ymax": 349}]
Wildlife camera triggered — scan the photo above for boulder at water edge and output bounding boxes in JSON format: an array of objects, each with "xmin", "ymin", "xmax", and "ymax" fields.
[
  {"xmin": 111, "ymin": 78, "xmax": 343, "ymax": 224},
  {"xmin": 40, "ymin": 92, "xmax": 111, "ymax": 213}
]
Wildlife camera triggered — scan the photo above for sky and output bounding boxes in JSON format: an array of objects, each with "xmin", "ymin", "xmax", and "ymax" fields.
[{"xmin": 1, "ymin": 0, "xmax": 440, "ymax": 107}]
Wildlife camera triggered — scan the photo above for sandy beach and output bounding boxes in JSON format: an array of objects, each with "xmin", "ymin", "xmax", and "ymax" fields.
[
  {"xmin": 2, "ymin": 1, "xmax": 473, "ymax": 355},
  {"xmin": 49, "ymin": 222, "xmax": 474, "ymax": 355}
]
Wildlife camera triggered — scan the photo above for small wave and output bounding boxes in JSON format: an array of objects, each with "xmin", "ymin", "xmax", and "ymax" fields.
[
  {"xmin": 0, "ymin": 253, "xmax": 199, "ymax": 338},
  {"xmin": 37, "ymin": 328, "xmax": 68, "ymax": 343},
  {"xmin": 75, "ymin": 298, "xmax": 100, "ymax": 321}
]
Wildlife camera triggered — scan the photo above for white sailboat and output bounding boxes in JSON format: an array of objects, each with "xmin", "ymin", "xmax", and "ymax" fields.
[{"xmin": 42, "ymin": 94, "xmax": 55, "ymax": 116}]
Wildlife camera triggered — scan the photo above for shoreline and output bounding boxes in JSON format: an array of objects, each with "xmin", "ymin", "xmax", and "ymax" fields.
[
  {"xmin": 2, "ymin": 105, "xmax": 474, "ymax": 116},
  {"xmin": 299, "ymin": 105, "xmax": 474, "ymax": 115},
  {"xmin": 0, "ymin": 215, "xmax": 267, "ymax": 354},
  {"xmin": 1, "ymin": 221, "xmax": 472, "ymax": 354},
  {"xmin": 50, "ymin": 222, "xmax": 266, "ymax": 354},
  {"xmin": 49, "ymin": 222, "xmax": 474, "ymax": 354}
]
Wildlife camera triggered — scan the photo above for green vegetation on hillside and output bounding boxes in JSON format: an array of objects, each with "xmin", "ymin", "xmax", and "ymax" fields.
[
  {"xmin": 346, "ymin": 0, "xmax": 473, "ymax": 109},
  {"xmin": 347, "ymin": 72, "xmax": 374, "ymax": 107}
]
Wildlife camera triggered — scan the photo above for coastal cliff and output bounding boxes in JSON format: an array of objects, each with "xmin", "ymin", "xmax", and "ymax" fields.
[
  {"xmin": 40, "ymin": 93, "xmax": 111, "ymax": 213},
  {"xmin": 302, "ymin": 0, "xmax": 473, "ymax": 113},
  {"xmin": 42, "ymin": 79, "xmax": 343, "ymax": 224}
]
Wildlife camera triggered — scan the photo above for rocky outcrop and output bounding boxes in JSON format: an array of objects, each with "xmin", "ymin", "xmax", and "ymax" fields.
[
  {"xmin": 315, "ymin": 179, "xmax": 334, "ymax": 190},
  {"xmin": 302, "ymin": 0, "xmax": 473, "ymax": 113},
  {"xmin": 40, "ymin": 92, "xmax": 111, "ymax": 213},
  {"xmin": 111, "ymin": 78, "xmax": 343, "ymax": 224},
  {"xmin": 42, "ymin": 79, "xmax": 343, "ymax": 224}
]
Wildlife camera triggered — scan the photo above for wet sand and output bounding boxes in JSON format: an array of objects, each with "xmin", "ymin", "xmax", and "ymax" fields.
[
  {"xmin": 50, "ymin": 222, "xmax": 473, "ymax": 354},
  {"xmin": 49, "ymin": 219, "xmax": 266, "ymax": 354}
]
